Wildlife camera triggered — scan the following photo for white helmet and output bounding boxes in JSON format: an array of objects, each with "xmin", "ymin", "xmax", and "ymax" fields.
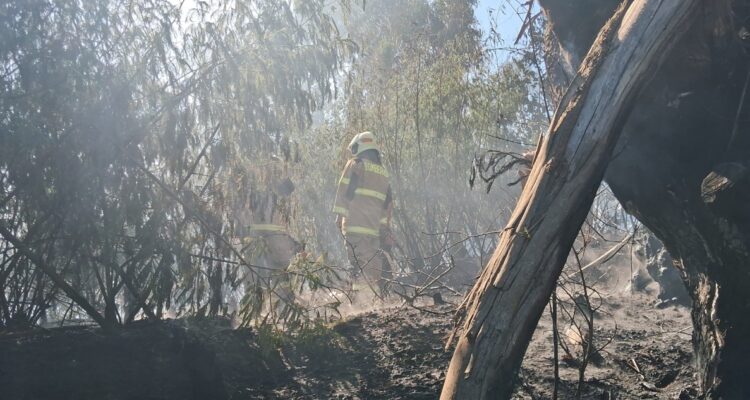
[{"xmin": 348, "ymin": 131, "xmax": 379, "ymax": 156}]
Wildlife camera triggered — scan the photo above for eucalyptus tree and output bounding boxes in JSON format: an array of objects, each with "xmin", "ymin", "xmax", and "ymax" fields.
[
  {"xmin": 0, "ymin": 0, "xmax": 355, "ymax": 330},
  {"xmin": 443, "ymin": 0, "xmax": 750, "ymax": 397},
  {"xmin": 297, "ymin": 0, "xmax": 548, "ymax": 287}
]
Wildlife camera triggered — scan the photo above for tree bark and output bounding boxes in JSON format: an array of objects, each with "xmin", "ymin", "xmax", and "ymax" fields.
[
  {"xmin": 440, "ymin": 1, "xmax": 702, "ymax": 398},
  {"xmin": 541, "ymin": 0, "xmax": 750, "ymax": 396}
]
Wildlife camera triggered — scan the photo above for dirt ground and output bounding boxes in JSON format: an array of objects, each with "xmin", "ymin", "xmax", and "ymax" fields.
[
  {"xmin": 0, "ymin": 270, "xmax": 696, "ymax": 400},
  {"xmin": 517, "ymin": 291, "xmax": 696, "ymax": 400},
  {"xmin": 245, "ymin": 251, "xmax": 699, "ymax": 399},
  {"xmin": 236, "ymin": 291, "xmax": 696, "ymax": 400}
]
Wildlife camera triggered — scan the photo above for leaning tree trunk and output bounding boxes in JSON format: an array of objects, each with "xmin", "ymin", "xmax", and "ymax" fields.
[
  {"xmin": 540, "ymin": 0, "xmax": 750, "ymax": 396},
  {"xmin": 440, "ymin": 1, "xmax": 702, "ymax": 399}
]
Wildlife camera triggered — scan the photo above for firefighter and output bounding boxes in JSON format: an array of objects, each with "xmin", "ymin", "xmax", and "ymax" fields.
[
  {"xmin": 245, "ymin": 158, "xmax": 298, "ymax": 271},
  {"xmin": 232, "ymin": 154, "xmax": 301, "ymax": 310},
  {"xmin": 333, "ymin": 131, "xmax": 394, "ymax": 295}
]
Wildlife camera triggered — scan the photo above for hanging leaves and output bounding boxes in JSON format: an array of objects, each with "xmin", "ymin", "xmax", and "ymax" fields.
[{"xmin": 0, "ymin": 0, "xmax": 353, "ymax": 330}]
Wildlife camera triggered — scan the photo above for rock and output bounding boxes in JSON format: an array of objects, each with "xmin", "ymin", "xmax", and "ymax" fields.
[{"xmin": 633, "ymin": 230, "xmax": 690, "ymax": 307}]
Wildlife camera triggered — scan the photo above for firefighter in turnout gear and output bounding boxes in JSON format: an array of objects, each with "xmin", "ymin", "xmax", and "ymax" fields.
[
  {"xmin": 244, "ymin": 161, "xmax": 300, "ymax": 270},
  {"xmin": 333, "ymin": 131, "xmax": 394, "ymax": 295},
  {"xmin": 232, "ymin": 152, "xmax": 301, "ymax": 311}
]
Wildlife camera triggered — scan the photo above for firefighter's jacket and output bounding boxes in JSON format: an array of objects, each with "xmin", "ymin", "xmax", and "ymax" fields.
[
  {"xmin": 333, "ymin": 158, "xmax": 392, "ymax": 237},
  {"xmin": 234, "ymin": 161, "xmax": 295, "ymax": 238}
]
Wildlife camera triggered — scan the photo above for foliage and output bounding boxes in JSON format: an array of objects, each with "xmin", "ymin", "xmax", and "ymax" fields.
[
  {"xmin": 293, "ymin": 0, "xmax": 548, "ymax": 292},
  {"xmin": 0, "ymin": 0, "xmax": 553, "ymax": 331},
  {"xmin": 0, "ymin": 0, "xmax": 355, "ymax": 330}
]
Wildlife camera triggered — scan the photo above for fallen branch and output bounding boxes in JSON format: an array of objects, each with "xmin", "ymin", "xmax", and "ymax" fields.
[{"xmin": 564, "ymin": 232, "xmax": 634, "ymax": 280}]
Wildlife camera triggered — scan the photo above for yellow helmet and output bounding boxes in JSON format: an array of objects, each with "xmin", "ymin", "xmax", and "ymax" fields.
[{"xmin": 348, "ymin": 131, "xmax": 379, "ymax": 156}]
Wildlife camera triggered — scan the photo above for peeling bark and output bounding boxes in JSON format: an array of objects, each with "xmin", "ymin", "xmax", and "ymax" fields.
[
  {"xmin": 439, "ymin": 1, "xmax": 702, "ymax": 398},
  {"xmin": 541, "ymin": 0, "xmax": 750, "ymax": 396}
]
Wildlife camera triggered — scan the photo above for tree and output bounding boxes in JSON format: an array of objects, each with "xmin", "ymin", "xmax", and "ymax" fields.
[
  {"xmin": 293, "ymin": 0, "xmax": 548, "ymax": 294},
  {"xmin": 542, "ymin": 0, "xmax": 750, "ymax": 396},
  {"xmin": 0, "ymin": 0, "xmax": 354, "ymax": 330},
  {"xmin": 440, "ymin": 0, "xmax": 705, "ymax": 398}
]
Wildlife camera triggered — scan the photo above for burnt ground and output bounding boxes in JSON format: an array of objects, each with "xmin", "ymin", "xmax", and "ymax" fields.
[
  {"xmin": 259, "ymin": 290, "xmax": 697, "ymax": 400},
  {"xmin": 516, "ymin": 291, "xmax": 697, "ymax": 400},
  {"xmin": 0, "ymin": 292, "xmax": 696, "ymax": 400}
]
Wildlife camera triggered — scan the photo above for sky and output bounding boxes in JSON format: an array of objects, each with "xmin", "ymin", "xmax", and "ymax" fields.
[
  {"xmin": 475, "ymin": 0, "xmax": 526, "ymax": 43},
  {"xmin": 172, "ymin": 0, "xmax": 524, "ymax": 48}
]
